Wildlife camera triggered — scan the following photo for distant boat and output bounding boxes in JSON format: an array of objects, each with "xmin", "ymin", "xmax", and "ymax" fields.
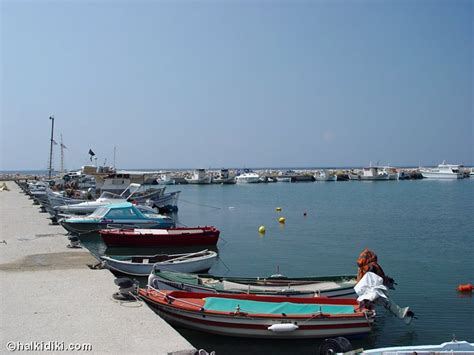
[
  {"xmin": 349, "ymin": 167, "xmax": 390, "ymax": 181},
  {"xmin": 276, "ymin": 176, "xmax": 292, "ymax": 182},
  {"xmin": 374, "ymin": 166, "xmax": 399, "ymax": 180},
  {"xmin": 314, "ymin": 170, "xmax": 337, "ymax": 181},
  {"xmin": 157, "ymin": 173, "xmax": 175, "ymax": 185},
  {"xmin": 419, "ymin": 162, "xmax": 465, "ymax": 179},
  {"xmin": 185, "ymin": 169, "xmax": 212, "ymax": 184},
  {"xmin": 213, "ymin": 169, "xmax": 236, "ymax": 184},
  {"xmin": 60, "ymin": 202, "xmax": 175, "ymax": 234},
  {"xmin": 100, "ymin": 250, "xmax": 218, "ymax": 276},
  {"xmin": 236, "ymin": 172, "xmax": 260, "ymax": 184}
]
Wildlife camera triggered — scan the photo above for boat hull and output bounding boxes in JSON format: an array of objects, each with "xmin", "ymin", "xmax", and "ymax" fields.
[
  {"xmin": 150, "ymin": 272, "xmax": 357, "ymax": 298},
  {"xmin": 139, "ymin": 290, "xmax": 373, "ymax": 339},
  {"xmin": 61, "ymin": 220, "xmax": 173, "ymax": 235},
  {"xmin": 100, "ymin": 227, "xmax": 220, "ymax": 247},
  {"xmin": 101, "ymin": 251, "xmax": 217, "ymax": 276},
  {"xmin": 420, "ymin": 171, "xmax": 464, "ymax": 179}
]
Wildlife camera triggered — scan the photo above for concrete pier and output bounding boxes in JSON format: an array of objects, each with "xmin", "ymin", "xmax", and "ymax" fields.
[{"xmin": 0, "ymin": 181, "xmax": 196, "ymax": 354}]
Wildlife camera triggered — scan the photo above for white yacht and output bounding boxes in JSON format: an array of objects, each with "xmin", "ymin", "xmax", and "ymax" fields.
[
  {"xmin": 349, "ymin": 167, "xmax": 390, "ymax": 181},
  {"xmin": 420, "ymin": 162, "xmax": 465, "ymax": 179},
  {"xmin": 185, "ymin": 169, "xmax": 212, "ymax": 184},
  {"xmin": 236, "ymin": 172, "xmax": 260, "ymax": 184},
  {"xmin": 314, "ymin": 170, "xmax": 337, "ymax": 181}
]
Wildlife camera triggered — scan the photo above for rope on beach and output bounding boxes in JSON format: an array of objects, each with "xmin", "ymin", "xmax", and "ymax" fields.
[{"xmin": 179, "ymin": 199, "xmax": 221, "ymax": 210}]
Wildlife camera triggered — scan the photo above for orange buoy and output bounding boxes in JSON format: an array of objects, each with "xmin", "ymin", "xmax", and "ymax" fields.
[{"xmin": 457, "ymin": 284, "xmax": 473, "ymax": 292}]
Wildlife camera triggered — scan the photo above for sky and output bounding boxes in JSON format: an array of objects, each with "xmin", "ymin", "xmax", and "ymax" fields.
[{"xmin": 1, "ymin": 0, "xmax": 472, "ymax": 170}]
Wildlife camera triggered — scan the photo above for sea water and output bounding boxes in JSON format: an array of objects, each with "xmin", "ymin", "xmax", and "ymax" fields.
[{"xmin": 83, "ymin": 178, "xmax": 474, "ymax": 354}]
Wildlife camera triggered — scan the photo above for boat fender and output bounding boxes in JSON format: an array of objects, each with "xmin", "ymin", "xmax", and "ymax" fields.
[
  {"xmin": 267, "ymin": 323, "xmax": 299, "ymax": 332},
  {"xmin": 318, "ymin": 337, "xmax": 353, "ymax": 355}
]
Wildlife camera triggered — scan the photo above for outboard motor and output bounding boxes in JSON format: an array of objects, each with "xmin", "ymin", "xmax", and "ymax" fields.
[
  {"xmin": 355, "ymin": 272, "xmax": 415, "ymax": 325},
  {"xmin": 113, "ymin": 278, "xmax": 139, "ymax": 301}
]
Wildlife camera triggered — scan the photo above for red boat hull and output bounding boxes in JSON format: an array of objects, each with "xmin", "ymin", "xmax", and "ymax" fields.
[{"xmin": 100, "ymin": 227, "xmax": 220, "ymax": 247}]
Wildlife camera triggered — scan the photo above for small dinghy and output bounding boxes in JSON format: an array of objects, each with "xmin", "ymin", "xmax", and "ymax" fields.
[
  {"xmin": 100, "ymin": 226, "xmax": 220, "ymax": 247},
  {"xmin": 138, "ymin": 288, "xmax": 375, "ymax": 339},
  {"xmin": 149, "ymin": 270, "xmax": 357, "ymax": 298},
  {"xmin": 100, "ymin": 250, "xmax": 218, "ymax": 276}
]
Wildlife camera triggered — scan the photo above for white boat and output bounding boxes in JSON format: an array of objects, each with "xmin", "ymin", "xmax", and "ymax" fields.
[
  {"xmin": 185, "ymin": 169, "xmax": 212, "ymax": 184},
  {"xmin": 420, "ymin": 162, "xmax": 465, "ymax": 179},
  {"xmin": 213, "ymin": 169, "xmax": 236, "ymax": 184},
  {"xmin": 276, "ymin": 177, "xmax": 292, "ymax": 182},
  {"xmin": 317, "ymin": 337, "xmax": 474, "ymax": 354},
  {"xmin": 100, "ymin": 250, "xmax": 218, "ymax": 276},
  {"xmin": 349, "ymin": 167, "xmax": 390, "ymax": 181},
  {"xmin": 375, "ymin": 166, "xmax": 399, "ymax": 180},
  {"xmin": 157, "ymin": 173, "xmax": 175, "ymax": 185},
  {"xmin": 361, "ymin": 339, "xmax": 474, "ymax": 354},
  {"xmin": 314, "ymin": 170, "xmax": 337, "ymax": 181},
  {"xmin": 55, "ymin": 184, "xmax": 163, "ymax": 215},
  {"xmin": 236, "ymin": 172, "xmax": 260, "ymax": 184}
]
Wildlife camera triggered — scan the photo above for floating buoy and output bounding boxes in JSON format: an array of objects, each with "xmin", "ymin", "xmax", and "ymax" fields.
[
  {"xmin": 457, "ymin": 284, "xmax": 473, "ymax": 292},
  {"xmin": 276, "ymin": 207, "xmax": 282, "ymax": 212},
  {"xmin": 303, "ymin": 212, "xmax": 307, "ymax": 216},
  {"xmin": 278, "ymin": 217, "xmax": 286, "ymax": 224},
  {"xmin": 258, "ymin": 226, "xmax": 266, "ymax": 234}
]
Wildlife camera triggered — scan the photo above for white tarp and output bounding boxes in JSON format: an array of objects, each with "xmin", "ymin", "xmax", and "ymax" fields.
[{"xmin": 354, "ymin": 271, "xmax": 388, "ymax": 302}]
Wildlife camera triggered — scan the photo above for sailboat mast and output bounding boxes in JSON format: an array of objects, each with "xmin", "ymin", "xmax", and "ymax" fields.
[
  {"xmin": 60, "ymin": 134, "xmax": 64, "ymax": 173},
  {"xmin": 113, "ymin": 146, "xmax": 116, "ymax": 169},
  {"xmin": 48, "ymin": 116, "xmax": 55, "ymax": 178}
]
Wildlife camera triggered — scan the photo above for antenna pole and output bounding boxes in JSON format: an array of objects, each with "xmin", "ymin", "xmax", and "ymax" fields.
[{"xmin": 48, "ymin": 116, "xmax": 55, "ymax": 178}]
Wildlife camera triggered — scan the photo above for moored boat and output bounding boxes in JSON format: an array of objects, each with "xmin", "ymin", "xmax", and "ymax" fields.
[
  {"xmin": 314, "ymin": 170, "xmax": 337, "ymax": 181},
  {"xmin": 138, "ymin": 288, "xmax": 375, "ymax": 339},
  {"xmin": 148, "ymin": 270, "xmax": 357, "ymax": 298},
  {"xmin": 100, "ymin": 226, "xmax": 220, "ymax": 247},
  {"xmin": 349, "ymin": 167, "xmax": 390, "ymax": 181},
  {"xmin": 420, "ymin": 162, "xmax": 465, "ymax": 179},
  {"xmin": 100, "ymin": 250, "xmax": 218, "ymax": 276},
  {"xmin": 185, "ymin": 169, "xmax": 212, "ymax": 184},
  {"xmin": 236, "ymin": 172, "xmax": 260, "ymax": 184},
  {"xmin": 60, "ymin": 202, "xmax": 175, "ymax": 234}
]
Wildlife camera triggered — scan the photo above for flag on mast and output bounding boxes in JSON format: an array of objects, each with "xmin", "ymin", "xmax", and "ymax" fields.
[{"xmin": 88, "ymin": 149, "xmax": 96, "ymax": 161}]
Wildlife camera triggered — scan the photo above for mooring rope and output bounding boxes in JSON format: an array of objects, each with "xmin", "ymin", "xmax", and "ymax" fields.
[{"xmin": 179, "ymin": 199, "xmax": 221, "ymax": 210}]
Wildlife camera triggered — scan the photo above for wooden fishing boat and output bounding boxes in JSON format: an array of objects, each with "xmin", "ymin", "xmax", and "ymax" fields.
[
  {"xmin": 100, "ymin": 250, "xmax": 218, "ymax": 276},
  {"xmin": 100, "ymin": 226, "xmax": 220, "ymax": 247},
  {"xmin": 138, "ymin": 288, "xmax": 375, "ymax": 339},
  {"xmin": 149, "ymin": 270, "xmax": 357, "ymax": 298}
]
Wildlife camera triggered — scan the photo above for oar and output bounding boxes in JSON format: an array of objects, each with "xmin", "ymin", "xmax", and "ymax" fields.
[{"xmin": 162, "ymin": 249, "xmax": 209, "ymax": 263}]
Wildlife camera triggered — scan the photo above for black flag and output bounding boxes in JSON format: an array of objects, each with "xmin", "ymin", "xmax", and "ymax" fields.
[{"xmin": 89, "ymin": 149, "xmax": 95, "ymax": 161}]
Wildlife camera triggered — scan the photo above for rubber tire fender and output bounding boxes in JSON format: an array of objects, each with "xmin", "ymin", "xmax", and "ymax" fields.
[{"xmin": 318, "ymin": 337, "xmax": 353, "ymax": 355}]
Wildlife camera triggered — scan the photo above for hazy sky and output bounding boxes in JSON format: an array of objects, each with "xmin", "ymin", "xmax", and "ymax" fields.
[{"xmin": 1, "ymin": 0, "xmax": 472, "ymax": 170}]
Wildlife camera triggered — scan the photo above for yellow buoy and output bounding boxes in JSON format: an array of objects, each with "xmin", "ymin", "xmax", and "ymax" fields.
[
  {"xmin": 275, "ymin": 207, "xmax": 282, "ymax": 212},
  {"xmin": 258, "ymin": 225, "xmax": 266, "ymax": 234},
  {"xmin": 278, "ymin": 217, "xmax": 286, "ymax": 224}
]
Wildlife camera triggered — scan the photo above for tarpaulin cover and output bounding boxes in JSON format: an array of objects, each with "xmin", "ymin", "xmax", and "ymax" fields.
[{"xmin": 203, "ymin": 297, "xmax": 355, "ymax": 315}]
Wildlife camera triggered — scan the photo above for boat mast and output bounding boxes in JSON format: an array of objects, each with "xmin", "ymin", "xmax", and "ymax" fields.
[
  {"xmin": 48, "ymin": 116, "xmax": 55, "ymax": 178},
  {"xmin": 60, "ymin": 134, "xmax": 65, "ymax": 174},
  {"xmin": 113, "ymin": 146, "xmax": 116, "ymax": 169}
]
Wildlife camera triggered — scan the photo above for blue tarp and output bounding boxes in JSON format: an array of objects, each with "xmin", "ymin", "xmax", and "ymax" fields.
[{"xmin": 203, "ymin": 297, "xmax": 354, "ymax": 315}]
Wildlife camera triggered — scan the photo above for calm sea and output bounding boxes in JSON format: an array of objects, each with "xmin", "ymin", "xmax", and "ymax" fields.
[{"xmin": 82, "ymin": 179, "xmax": 473, "ymax": 354}]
